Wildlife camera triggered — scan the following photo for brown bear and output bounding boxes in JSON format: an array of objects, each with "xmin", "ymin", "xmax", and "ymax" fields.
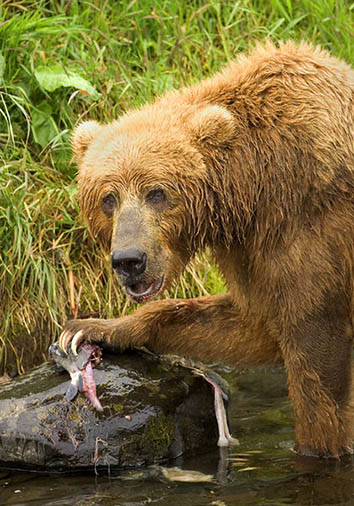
[{"xmin": 60, "ymin": 41, "xmax": 354, "ymax": 458}]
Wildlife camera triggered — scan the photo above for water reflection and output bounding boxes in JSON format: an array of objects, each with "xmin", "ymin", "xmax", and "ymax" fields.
[{"xmin": 2, "ymin": 364, "xmax": 354, "ymax": 506}]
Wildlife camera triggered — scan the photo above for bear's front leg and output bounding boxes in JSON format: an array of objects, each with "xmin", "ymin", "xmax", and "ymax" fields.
[
  {"xmin": 60, "ymin": 293, "xmax": 282, "ymax": 366},
  {"xmin": 281, "ymin": 293, "xmax": 353, "ymax": 458}
]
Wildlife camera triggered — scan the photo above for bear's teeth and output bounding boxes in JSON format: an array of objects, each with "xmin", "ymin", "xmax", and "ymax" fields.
[{"xmin": 129, "ymin": 282, "xmax": 150, "ymax": 295}]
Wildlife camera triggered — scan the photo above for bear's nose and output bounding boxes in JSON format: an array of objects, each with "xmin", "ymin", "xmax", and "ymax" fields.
[{"xmin": 111, "ymin": 248, "xmax": 147, "ymax": 277}]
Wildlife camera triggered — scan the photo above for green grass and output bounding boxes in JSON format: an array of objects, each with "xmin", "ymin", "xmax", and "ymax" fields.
[{"xmin": 1, "ymin": 0, "xmax": 353, "ymax": 374}]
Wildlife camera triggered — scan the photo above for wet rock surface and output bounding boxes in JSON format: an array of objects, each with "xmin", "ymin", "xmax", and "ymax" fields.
[{"xmin": 0, "ymin": 350, "xmax": 220, "ymax": 472}]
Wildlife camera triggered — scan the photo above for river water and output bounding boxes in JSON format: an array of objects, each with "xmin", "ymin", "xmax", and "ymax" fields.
[{"xmin": 2, "ymin": 365, "xmax": 354, "ymax": 506}]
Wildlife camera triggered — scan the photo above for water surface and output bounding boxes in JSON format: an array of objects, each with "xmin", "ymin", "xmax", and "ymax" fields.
[{"xmin": 2, "ymin": 365, "xmax": 354, "ymax": 506}]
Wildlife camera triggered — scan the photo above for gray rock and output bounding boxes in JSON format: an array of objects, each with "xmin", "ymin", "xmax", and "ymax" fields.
[{"xmin": 0, "ymin": 350, "xmax": 220, "ymax": 472}]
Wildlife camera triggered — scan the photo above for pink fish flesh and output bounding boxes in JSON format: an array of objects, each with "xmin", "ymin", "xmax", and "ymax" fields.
[{"xmin": 81, "ymin": 358, "xmax": 103, "ymax": 411}]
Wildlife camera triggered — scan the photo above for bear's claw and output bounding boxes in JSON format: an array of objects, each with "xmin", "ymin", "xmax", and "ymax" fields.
[
  {"xmin": 59, "ymin": 329, "xmax": 84, "ymax": 356},
  {"xmin": 71, "ymin": 330, "xmax": 85, "ymax": 356}
]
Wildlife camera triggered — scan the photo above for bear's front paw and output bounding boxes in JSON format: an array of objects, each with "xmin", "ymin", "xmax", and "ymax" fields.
[{"xmin": 59, "ymin": 318, "xmax": 113, "ymax": 355}]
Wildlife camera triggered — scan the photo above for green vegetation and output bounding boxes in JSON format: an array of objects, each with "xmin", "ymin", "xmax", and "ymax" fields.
[
  {"xmin": 141, "ymin": 412, "xmax": 174, "ymax": 459},
  {"xmin": 1, "ymin": 0, "xmax": 353, "ymax": 374}
]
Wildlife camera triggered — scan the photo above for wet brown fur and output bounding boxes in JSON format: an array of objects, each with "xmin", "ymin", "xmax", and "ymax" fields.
[{"xmin": 67, "ymin": 41, "xmax": 354, "ymax": 458}]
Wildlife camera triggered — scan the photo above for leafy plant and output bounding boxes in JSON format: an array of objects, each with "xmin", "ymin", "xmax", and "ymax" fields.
[{"xmin": 1, "ymin": 0, "xmax": 353, "ymax": 374}]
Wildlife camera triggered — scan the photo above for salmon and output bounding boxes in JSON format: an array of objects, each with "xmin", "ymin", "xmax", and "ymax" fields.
[{"xmin": 49, "ymin": 341, "xmax": 103, "ymax": 411}]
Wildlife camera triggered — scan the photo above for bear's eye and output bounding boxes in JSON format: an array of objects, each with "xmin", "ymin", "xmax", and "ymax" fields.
[
  {"xmin": 101, "ymin": 192, "xmax": 117, "ymax": 217},
  {"xmin": 146, "ymin": 188, "xmax": 166, "ymax": 205}
]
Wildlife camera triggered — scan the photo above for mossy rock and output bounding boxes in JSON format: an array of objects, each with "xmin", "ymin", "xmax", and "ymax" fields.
[{"xmin": 0, "ymin": 350, "xmax": 220, "ymax": 472}]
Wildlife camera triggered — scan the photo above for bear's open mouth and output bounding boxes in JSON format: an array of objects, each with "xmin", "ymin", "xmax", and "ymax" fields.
[{"xmin": 125, "ymin": 277, "xmax": 164, "ymax": 303}]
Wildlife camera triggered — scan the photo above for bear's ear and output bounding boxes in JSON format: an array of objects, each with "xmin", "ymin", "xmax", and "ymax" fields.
[
  {"xmin": 71, "ymin": 120, "xmax": 101, "ymax": 164},
  {"xmin": 189, "ymin": 105, "xmax": 235, "ymax": 147}
]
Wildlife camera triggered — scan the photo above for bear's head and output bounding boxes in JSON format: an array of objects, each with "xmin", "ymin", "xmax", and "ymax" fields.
[{"xmin": 72, "ymin": 104, "xmax": 235, "ymax": 303}]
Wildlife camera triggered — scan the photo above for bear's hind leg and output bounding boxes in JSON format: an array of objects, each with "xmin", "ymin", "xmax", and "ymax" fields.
[{"xmin": 281, "ymin": 294, "xmax": 353, "ymax": 458}]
